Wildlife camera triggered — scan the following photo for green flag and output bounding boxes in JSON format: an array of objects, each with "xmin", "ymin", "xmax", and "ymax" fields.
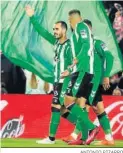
[{"xmin": 1, "ymin": 1, "xmax": 123, "ymax": 83}]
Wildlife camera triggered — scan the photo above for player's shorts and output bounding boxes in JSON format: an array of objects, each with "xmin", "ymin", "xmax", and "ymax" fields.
[
  {"xmin": 66, "ymin": 71, "xmax": 93, "ymax": 99},
  {"xmin": 86, "ymin": 85, "xmax": 103, "ymax": 106},
  {"xmin": 87, "ymin": 71, "xmax": 103, "ymax": 106},
  {"xmin": 52, "ymin": 77, "xmax": 70, "ymax": 105}
]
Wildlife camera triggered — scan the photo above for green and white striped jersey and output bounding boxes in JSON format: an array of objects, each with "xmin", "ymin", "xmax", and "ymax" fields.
[
  {"xmin": 54, "ymin": 40, "xmax": 72, "ymax": 83},
  {"xmin": 71, "ymin": 21, "xmax": 94, "ymax": 74},
  {"xmin": 30, "ymin": 16, "xmax": 73, "ymax": 83}
]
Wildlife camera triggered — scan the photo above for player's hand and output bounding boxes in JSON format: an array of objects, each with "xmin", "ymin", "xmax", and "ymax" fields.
[
  {"xmin": 73, "ymin": 58, "xmax": 78, "ymax": 65},
  {"xmin": 60, "ymin": 70, "xmax": 70, "ymax": 79},
  {"xmin": 103, "ymin": 77, "xmax": 110, "ymax": 90},
  {"xmin": 25, "ymin": 5, "xmax": 34, "ymax": 17}
]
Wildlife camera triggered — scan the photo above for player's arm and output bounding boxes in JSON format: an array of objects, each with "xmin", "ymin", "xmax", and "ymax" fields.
[
  {"xmin": 75, "ymin": 23, "xmax": 91, "ymax": 67},
  {"xmin": 104, "ymin": 51, "xmax": 114, "ymax": 77},
  {"xmin": 25, "ymin": 5, "xmax": 56, "ymax": 45},
  {"xmin": 101, "ymin": 42, "xmax": 114, "ymax": 77},
  {"xmin": 66, "ymin": 46, "xmax": 74, "ymax": 73},
  {"xmin": 60, "ymin": 45, "xmax": 73, "ymax": 78},
  {"xmin": 98, "ymin": 41, "xmax": 114, "ymax": 90}
]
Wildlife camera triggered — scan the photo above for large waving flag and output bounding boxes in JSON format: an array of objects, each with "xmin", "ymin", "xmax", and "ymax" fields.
[{"xmin": 1, "ymin": 1, "xmax": 123, "ymax": 83}]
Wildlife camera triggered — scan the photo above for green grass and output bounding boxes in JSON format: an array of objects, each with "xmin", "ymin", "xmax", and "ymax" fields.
[{"xmin": 1, "ymin": 139, "xmax": 123, "ymax": 148}]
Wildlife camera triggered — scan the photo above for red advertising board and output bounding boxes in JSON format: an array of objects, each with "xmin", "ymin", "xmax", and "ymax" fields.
[{"xmin": 1, "ymin": 95, "xmax": 123, "ymax": 140}]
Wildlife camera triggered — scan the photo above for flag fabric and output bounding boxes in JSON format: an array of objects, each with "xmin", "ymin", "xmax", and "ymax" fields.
[{"xmin": 1, "ymin": 1, "xmax": 123, "ymax": 83}]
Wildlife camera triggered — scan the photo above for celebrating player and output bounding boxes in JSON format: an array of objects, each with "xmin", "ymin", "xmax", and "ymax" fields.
[{"xmin": 25, "ymin": 5, "xmax": 73, "ymax": 144}]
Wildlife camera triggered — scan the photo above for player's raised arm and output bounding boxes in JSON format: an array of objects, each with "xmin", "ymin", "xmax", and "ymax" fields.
[{"xmin": 25, "ymin": 5, "xmax": 56, "ymax": 45}]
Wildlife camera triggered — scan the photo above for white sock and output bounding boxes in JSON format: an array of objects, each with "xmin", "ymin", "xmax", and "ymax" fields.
[
  {"xmin": 71, "ymin": 133, "xmax": 78, "ymax": 139},
  {"xmin": 105, "ymin": 134, "xmax": 114, "ymax": 141},
  {"xmin": 93, "ymin": 119, "xmax": 100, "ymax": 127}
]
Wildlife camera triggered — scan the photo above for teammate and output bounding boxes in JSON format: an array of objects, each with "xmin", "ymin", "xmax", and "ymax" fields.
[
  {"xmin": 25, "ymin": 5, "xmax": 73, "ymax": 144},
  {"xmin": 62, "ymin": 19, "xmax": 114, "ymax": 146},
  {"xmin": 61, "ymin": 10, "xmax": 99, "ymax": 145}
]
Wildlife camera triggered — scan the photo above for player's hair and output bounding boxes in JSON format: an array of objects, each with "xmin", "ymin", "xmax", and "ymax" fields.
[
  {"xmin": 68, "ymin": 9, "xmax": 81, "ymax": 16},
  {"xmin": 55, "ymin": 21, "xmax": 68, "ymax": 30},
  {"xmin": 83, "ymin": 19, "xmax": 92, "ymax": 28}
]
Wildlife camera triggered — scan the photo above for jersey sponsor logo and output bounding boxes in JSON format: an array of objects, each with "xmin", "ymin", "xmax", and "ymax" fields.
[{"xmin": 80, "ymin": 30, "xmax": 87, "ymax": 38}]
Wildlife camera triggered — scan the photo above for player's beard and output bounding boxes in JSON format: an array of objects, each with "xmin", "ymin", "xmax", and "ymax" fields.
[
  {"xmin": 56, "ymin": 34, "xmax": 63, "ymax": 40},
  {"xmin": 54, "ymin": 33, "xmax": 62, "ymax": 39}
]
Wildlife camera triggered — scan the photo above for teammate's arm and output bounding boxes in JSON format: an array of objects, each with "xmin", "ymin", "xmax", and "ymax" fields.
[
  {"xmin": 97, "ymin": 41, "xmax": 114, "ymax": 77},
  {"xmin": 25, "ymin": 5, "xmax": 56, "ymax": 45},
  {"xmin": 66, "ymin": 46, "xmax": 73, "ymax": 69},
  {"xmin": 103, "ymin": 51, "xmax": 114, "ymax": 77},
  {"xmin": 100, "ymin": 41, "xmax": 114, "ymax": 90},
  {"xmin": 60, "ymin": 46, "xmax": 73, "ymax": 78}
]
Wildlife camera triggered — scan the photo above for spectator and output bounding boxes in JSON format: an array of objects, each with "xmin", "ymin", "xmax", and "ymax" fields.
[
  {"xmin": 24, "ymin": 70, "xmax": 53, "ymax": 94},
  {"xmin": 103, "ymin": 1, "xmax": 117, "ymax": 23},
  {"xmin": 102, "ymin": 71, "xmax": 123, "ymax": 95},
  {"xmin": 118, "ymin": 77, "xmax": 123, "ymax": 92},
  {"xmin": 113, "ymin": 88, "xmax": 122, "ymax": 96},
  {"xmin": 113, "ymin": 3, "xmax": 123, "ymax": 56}
]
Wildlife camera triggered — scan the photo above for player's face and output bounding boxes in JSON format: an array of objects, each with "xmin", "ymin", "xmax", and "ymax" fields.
[
  {"xmin": 53, "ymin": 23, "xmax": 63, "ymax": 39},
  {"xmin": 68, "ymin": 15, "xmax": 75, "ymax": 29},
  {"xmin": 68, "ymin": 14, "xmax": 81, "ymax": 30}
]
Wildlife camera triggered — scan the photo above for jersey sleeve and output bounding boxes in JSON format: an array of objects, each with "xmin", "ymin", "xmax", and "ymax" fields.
[
  {"xmin": 100, "ymin": 41, "xmax": 114, "ymax": 77},
  {"xmin": 76, "ymin": 22, "xmax": 92, "ymax": 66},
  {"xmin": 66, "ymin": 46, "xmax": 73, "ymax": 66},
  {"xmin": 30, "ymin": 16, "xmax": 56, "ymax": 45}
]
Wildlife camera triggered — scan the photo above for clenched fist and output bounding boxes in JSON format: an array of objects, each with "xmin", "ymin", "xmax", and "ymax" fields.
[{"xmin": 25, "ymin": 5, "xmax": 34, "ymax": 17}]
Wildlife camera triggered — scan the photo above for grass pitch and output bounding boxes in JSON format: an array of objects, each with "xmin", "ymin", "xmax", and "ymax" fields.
[{"xmin": 1, "ymin": 139, "xmax": 123, "ymax": 148}]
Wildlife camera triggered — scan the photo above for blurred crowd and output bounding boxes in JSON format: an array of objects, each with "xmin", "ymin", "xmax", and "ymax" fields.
[
  {"xmin": 1, "ymin": 1, "xmax": 123, "ymax": 95},
  {"xmin": 102, "ymin": 71, "xmax": 123, "ymax": 96},
  {"xmin": 103, "ymin": 1, "xmax": 123, "ymax": 56},
  {"xmin": 102, "ymin": 1, "xmax": 123, "ymax": 96}
]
